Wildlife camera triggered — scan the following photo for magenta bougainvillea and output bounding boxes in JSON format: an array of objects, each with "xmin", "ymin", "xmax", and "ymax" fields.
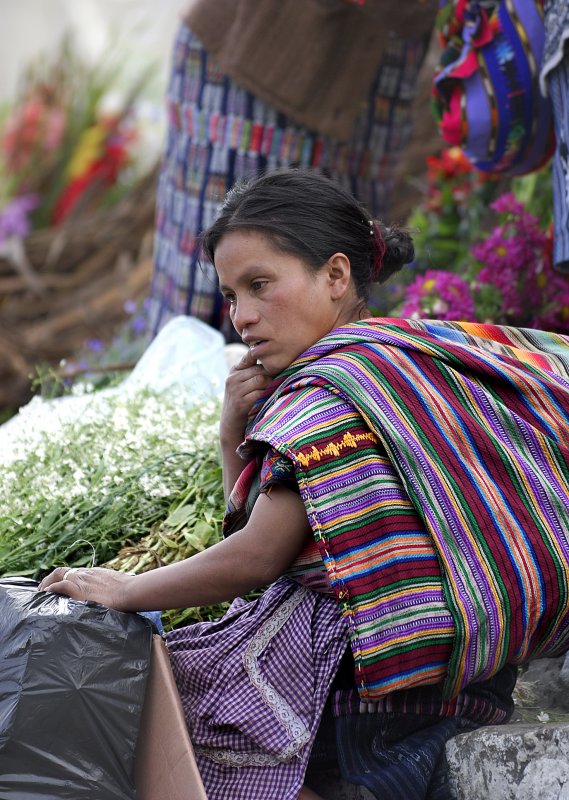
[
  {"xmin": 400, "ymin": 170, "xmax": 569, "ymax": 333},
  {"xmin": 401, "ymin": 270, "xmax": 476, "ymax": 321}
]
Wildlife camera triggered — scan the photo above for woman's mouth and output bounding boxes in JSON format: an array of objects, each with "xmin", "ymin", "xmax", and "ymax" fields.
[{"xmin": 248, "ymin": 339, "xmax": 268, "ymax": 356}]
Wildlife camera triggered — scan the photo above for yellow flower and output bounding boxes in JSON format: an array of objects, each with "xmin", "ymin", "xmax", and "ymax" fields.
[
  {"xmin": 67, "ymin": 123, "xmax": 107, "ymax": 179},
  {"xmin": 448, "ymin": 147, "xmax": 464, "ymax": 161}
]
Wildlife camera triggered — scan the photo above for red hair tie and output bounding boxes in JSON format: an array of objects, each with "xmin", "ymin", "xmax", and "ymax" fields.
[{"xmin": 370, "ymin": 220, "xmax": 386, "ymax": 280}]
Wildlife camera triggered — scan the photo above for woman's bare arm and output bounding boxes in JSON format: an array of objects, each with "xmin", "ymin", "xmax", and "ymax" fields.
[{"xmin": 38, "ymin": 484, "xmax": 311, "ymax": 611}]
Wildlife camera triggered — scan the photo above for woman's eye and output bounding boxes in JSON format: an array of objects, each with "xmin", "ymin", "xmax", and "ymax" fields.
[
  {"xmin": 223, "ymin": 293, "xmax": 236, "ymax": 304},
  {"xmin": 251, "ymin": 280, "xmax": 267, "ymax": 292}
]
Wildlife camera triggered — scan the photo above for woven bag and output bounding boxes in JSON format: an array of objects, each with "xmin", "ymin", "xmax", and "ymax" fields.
[{"xmin": 433, "ymin": 0, "xmax": 555, "ymax": 175}]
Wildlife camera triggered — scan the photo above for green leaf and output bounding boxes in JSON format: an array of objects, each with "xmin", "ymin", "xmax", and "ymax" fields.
[
  {"xmin": 165, "ymin": 504, "xmax": 196, "ymax": 530},
  {"xmin": 192, "ymin": 520, "xmax": 216, "ymax": 546},
  {"xmin": 181, "ymin": 532, "xmax": 207, "ymax": 552},
  {"xmin": 159, "ymin": 535, "xmax": 180, "ymax": 549}
]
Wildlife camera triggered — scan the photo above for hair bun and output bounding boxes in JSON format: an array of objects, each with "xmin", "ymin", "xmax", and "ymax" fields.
[{"xmin": 374, "ymin": 223, "xmax": 414, "ymax": 284}]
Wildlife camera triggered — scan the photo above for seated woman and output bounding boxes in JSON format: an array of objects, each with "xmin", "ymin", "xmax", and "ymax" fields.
[{"xmin": 39, "ymin": 170, "xmax": 569, "ymax": 800}]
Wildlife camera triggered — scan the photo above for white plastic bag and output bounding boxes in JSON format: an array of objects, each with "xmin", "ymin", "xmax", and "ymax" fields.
[{"xmin": 123, "ymin": 316, "xmax": 228, "ymax": 398}]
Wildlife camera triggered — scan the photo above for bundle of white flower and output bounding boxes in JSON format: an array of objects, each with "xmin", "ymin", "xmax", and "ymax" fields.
[{"xmin": 0, "ymin": 388, "xmax": 226, "ymax": 629}]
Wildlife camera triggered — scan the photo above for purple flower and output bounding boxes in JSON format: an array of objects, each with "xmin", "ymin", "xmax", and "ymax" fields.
[
  {"xmin": 123, "ymin": 299, "xmax": 137, "ymax": 315},
  {"xmin": 470, "ymin": 191, "xmax": 556, "ymax": 327},
  {"xmin": 0, "ymin": 194, "xmax": 39, "ymax": 244},
  {"xmin": 130, "ymin": 315, "xmax": 147, "ymax": 335},
  {"xmin": 85, "ymin": 338, "xmax": 105, "ymax": 353}
]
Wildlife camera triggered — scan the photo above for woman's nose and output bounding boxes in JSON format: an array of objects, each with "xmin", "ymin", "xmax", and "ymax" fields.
[{"xmin": 231, "ymin": 296, "xmax": 258, "ymax": 330}]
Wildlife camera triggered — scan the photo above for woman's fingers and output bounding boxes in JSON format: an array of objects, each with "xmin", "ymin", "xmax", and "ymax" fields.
[
  {"xmin": 220, "ymin": 351, "xmax": 272, "ymax": 447},
  {"xmin": 229, "ymin": 354, "xmax": 269, "ymax": 384},
  {"xmin": 235, "ymin": 347, "xmax": 257, "ymax": 369},
  {"xmin": 38, "ymin": 566, "xmax": 131, "ymax": 609},
  {"xmin": 224, "ymin": 361, "xmax": 271, "ymax": 415},
  {"xmin": 37, "ymin": 566, "xmax": 69, "ymax": 592},
  {"xmin": 233, "ymin": 348, "xmax": 271, "ymax": 382},
  {"xmin": 232, "ymin": 369, "xmax": 270, "ymax": 400}
]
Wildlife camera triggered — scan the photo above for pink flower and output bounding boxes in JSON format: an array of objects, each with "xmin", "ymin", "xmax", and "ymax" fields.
[
  {"xmin": 489, "ymin": 192, "xmax": 525, "ymax": 216},
  {"xmin": 44, "ymin": 108, "xmax": 66, "ymax": 151},
  {"xmin": 401, "ymin": 270, "xmax": 476, "ymax": 321},
  {"xmin": 2, "ymin": 97, "xmax": 66, "ymax": 174},
  {"xmin": 469, "ymin": 191, "xmax": 565, "ymax": 329}
]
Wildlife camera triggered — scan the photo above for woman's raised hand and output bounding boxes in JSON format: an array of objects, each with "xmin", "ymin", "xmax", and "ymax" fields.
[
  {"xmin": 38, "ymin": 566, "xmax": 134, "ymax": 611},
  {"xmin": 220, "ymin": 348, "xmax": 272, "ymax": 448},
  {"xmin": 220, "ymin": 348, "xmax": 272, "ymax": 498}
]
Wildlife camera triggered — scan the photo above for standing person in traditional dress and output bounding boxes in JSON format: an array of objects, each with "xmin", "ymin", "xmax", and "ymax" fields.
[
  {"xmin": 541, "ymin": 0, "xmax": 569, "ymax": 271},
  {"xmin": 40, "ymin": 170, "xmax": 569, "ymax": 800},
  {"xmin": 146, "ymin": 0, "xmax": 437, "ymax": 339}
]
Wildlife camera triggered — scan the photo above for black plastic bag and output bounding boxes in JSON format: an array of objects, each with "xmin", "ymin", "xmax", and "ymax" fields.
[{"xmin": 0, "ymin": 578, "xmax": 153, "ymax": 800}]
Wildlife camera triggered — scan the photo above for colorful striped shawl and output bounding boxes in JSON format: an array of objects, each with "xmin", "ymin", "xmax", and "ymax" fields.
[{"xmin": 244, "ymin": 319, "xmax": 569, "ymax": 700}]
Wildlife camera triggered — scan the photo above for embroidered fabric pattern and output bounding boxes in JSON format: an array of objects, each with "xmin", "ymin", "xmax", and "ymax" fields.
[
  {"xmin": 433, "ymin": 0, "xmax": 554, "ymax": 175},
  {"xmin": 166, "ymin": 577, "xmax": 348, "ymax": 800},
  {"xmin": 194, "ymin": 588, "xmax": 312, "ymax": 767},
  {"xmin": 242, "ymin": 587, "xmax": 312, "ymax": 759}
]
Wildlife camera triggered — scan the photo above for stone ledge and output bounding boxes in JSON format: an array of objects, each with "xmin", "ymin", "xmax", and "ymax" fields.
[{"xmin": 446, "ymin": 723, "xmax": 569, "ymax": 800}]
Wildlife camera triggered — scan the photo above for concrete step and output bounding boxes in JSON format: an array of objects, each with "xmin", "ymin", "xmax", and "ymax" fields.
[{"xmin": 447, "ymin": 654, "xmax": 569, "ymax": 800}]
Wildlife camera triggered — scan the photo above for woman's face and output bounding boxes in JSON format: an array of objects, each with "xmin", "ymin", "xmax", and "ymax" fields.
[{"xmin": 215, "ymin": 230, "xmax": 355, "ymax": 376}]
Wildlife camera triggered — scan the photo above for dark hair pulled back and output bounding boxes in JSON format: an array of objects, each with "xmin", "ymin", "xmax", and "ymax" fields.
[{"xmin": 201, "ymin": 169, "xmax": 414, "ymax": 301}]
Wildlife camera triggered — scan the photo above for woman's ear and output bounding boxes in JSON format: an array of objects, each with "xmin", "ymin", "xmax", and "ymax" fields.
[{"xmin": 326, "ymin": 252, "xmax": 352, "ymax": 300}]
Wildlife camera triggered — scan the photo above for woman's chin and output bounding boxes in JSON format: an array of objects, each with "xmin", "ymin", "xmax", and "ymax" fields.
[
  {"xmin": 263, "ymin": 363, "xmax": 280, "ymax": 378},
  {"xmin": 261, "ymin": 358, "xmax": 285, "ymax": 378}
]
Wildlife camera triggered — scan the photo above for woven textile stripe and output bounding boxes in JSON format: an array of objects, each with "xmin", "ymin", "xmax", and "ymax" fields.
[
  {"xmin": 267, "ymin": 387, "xmax": 454, "ymax": 694},
  {"xmin": 246, "ymin": 319, "xmax": 569, "ymax": 699}
]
